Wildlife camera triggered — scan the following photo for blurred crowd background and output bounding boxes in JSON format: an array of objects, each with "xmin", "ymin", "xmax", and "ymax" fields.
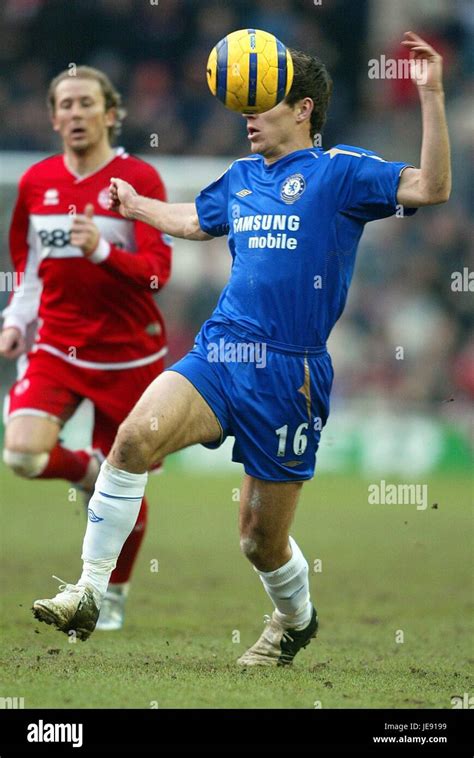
[{"xmin": 0, "ymin": 0, "xmax": 472, "ymax": 422}]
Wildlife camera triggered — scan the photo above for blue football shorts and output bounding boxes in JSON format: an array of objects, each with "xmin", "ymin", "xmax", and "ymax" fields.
[{"xmin": 167, "ymin": 321, "xmax": 333, "ymax": 482}]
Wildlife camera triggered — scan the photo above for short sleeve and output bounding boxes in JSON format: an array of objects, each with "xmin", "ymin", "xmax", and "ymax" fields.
[
  {"xmin": 195, "ymin": 169, "xmax": 230, "ymax": 237},
  {"xmin": 344, "ymin": 154, "xmax": 417, "ymax": 222}
]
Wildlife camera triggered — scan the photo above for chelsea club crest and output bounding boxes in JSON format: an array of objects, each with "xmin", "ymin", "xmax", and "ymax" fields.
[{"xmin": 280, "ymin": 173, "xmax": 306, "ymax": 204}]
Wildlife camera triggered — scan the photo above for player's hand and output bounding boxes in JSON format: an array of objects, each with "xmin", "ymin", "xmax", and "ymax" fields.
[
  {"xmin": 401, "ymin": 31, "xmax": 443, "ymax": 92},
  {"xmin": 109, "ymin": 177, "xmax": 138, "ymax": 219},
  {"xmin": 0, "ymin": 327, "xmax": 26, "ymax": 359},
  {"xmin": 70, "ymin": 204, "xmax": 101, "ymax": 256}
]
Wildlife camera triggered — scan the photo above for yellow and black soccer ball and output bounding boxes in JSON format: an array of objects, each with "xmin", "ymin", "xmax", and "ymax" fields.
[{"xmin": 206, "ymin": 28, "xmax": 294, "ymax": 114}]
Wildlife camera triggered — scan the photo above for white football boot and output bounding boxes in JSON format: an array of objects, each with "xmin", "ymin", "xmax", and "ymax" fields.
[
  {"xmin": 32, "ymin": 576, "xmax": 100, "ymax": 641},
  {"xmin": 95, "ymin": 583, "xmax": 129, "ymax": 631},
  {"xmin": 237, "ymin": 606, "xmax": 318, "ymax": 667}
]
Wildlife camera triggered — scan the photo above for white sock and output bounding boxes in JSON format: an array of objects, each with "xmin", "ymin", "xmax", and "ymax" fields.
[
  {"xmin": 78, "ymin": 461, "xmax": 147, "ymax": 597},
  {"xmin": 255, "ymin": 536, "xmax": 312, "ymax": 630},
  {"xmin": 107, "ymin": 582, "xmax": 130, "ymax": 597}
]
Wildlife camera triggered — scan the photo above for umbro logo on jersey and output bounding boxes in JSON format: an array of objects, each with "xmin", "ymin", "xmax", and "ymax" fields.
[
  {"xmin": 236, "ymin": 189, "xmax": 252, "ymax": 197},
  {"xmin": 280, "ymin": 174, "xmax": 306, "ymax": 204},
  {"xmin": 43, "ymin": 188, "xmax": 59, "ymax": 206}
]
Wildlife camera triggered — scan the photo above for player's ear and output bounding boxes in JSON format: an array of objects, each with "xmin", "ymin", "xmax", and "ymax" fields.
[
  {"xmin": 105, "ymin": 107, "xmax": 116, "ymax": 129},
  {"xmin": 297, "ymin": 97, "xmax": 314, "ymax": 122}
]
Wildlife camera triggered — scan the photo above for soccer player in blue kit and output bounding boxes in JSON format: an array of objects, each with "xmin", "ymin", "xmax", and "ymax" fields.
[{"xmin": 34, "ymin": 32, "xmax": 451, "ymax": 666}]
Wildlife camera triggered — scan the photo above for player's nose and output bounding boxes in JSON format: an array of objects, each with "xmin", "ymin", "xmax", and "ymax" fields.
[{"xmin": 70, "ymin": 102, "xmax": 85, "ymax": 117}]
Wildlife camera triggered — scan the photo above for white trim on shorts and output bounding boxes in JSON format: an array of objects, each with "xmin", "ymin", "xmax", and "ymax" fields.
[
  {"xmin": 3, "ymin": 399, "xmax": 63, "ymax": 427},
  {"xmin": 33, "ymin": 343, "xmax": 168, "ymax": 370}
]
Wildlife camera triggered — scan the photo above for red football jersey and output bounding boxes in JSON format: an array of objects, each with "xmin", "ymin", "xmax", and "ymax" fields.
[{"xmin": 4, "ymin": 148, "xmax": 172, "ymax": 369}]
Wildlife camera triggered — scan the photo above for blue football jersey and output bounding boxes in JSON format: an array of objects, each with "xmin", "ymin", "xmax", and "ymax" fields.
[{"xmin": 195, "ymin": 145, "xmax": 416, "ymax": 352}]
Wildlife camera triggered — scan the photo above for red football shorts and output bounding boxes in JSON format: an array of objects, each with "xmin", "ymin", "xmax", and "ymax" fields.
[{"xmin": 6, "ymin": 348, "xmax": 165, "ymax": 457}]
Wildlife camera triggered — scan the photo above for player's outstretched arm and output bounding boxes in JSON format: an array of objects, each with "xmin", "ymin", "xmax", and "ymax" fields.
[
  {"xmin": 109, "ymin": 178, "xmax": 212, "ymax": 241},
  {"xmin": 397, "ymin": 31, "xmax": 451, "ymax": 208}
]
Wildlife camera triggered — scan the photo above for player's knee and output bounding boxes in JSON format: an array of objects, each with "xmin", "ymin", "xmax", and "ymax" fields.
[
  {"xmin": 240, "ymin": 527, "xmax": 289, "ymax": 570},
  {"xmin": 240, "ymin": 535, "xmax": 260, "ymax": 562},
  {"xmin": 240, "ymin": 531, "xmax": 275, "ymax": 565},
  {"xmin": 113, "ymin": 420, "xmax": 155, "ymax": 471},
  {"xmin": 3, "ymin": 448, "xmax": 49, "ymax": 478}
]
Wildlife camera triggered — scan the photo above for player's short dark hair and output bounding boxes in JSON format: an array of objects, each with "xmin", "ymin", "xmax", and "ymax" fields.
[
  {"xmin": 47, "ymin": 66, "xmax": 127, "ymax": 142},
  {"xmin": 285, "ymin": 50, "xmax": 332, "ymax": 141}
]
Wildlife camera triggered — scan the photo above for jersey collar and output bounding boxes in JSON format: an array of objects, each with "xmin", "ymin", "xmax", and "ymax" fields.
[
  {"xmin": 262, "ymin": 147, "xmax": 323, "ymax": 171},
  {"xmin": 63, "ymin": 147, "xmax": 124, "ymax": 183}
]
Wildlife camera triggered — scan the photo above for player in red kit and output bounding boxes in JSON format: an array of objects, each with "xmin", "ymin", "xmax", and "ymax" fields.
[{"xmin": 0, "ymin": 67, "xmax": 172, "ymax": 630}]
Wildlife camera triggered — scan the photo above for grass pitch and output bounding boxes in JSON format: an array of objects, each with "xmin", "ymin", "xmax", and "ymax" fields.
[{"xmin": 0, "ymin": 464, "xmax": 472, "ymax": 709}]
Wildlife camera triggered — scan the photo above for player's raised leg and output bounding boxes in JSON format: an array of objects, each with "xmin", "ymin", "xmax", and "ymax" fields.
[
  {"xmin": 32, "ymin": 370, "xmax": 222, "ymax": 638},
  {"xmin": 237, "ymin": 475, "xmax": 318, "ymax": 667}
]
